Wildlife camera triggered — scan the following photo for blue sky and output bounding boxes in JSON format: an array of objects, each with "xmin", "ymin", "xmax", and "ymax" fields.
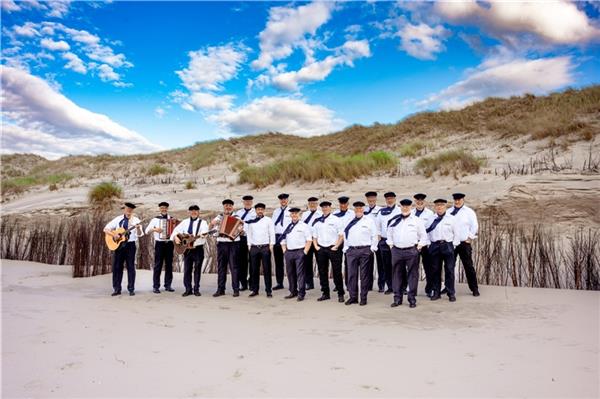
[{"xmin": 1, "ymin": 1, "xmax": 599, "ymax": 159}]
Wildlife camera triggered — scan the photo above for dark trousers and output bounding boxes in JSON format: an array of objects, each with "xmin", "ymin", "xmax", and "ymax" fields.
[
  {"xmin": 429, "ymin": 241, "xmax": 456, "ymax": 296},
  {"xmin": 378, "ymin": 239, "xmax": 393, "ymax": 290},
  {"xmin": 249, "ymin": 245, "xmax": 272, "ymax": 294},
  {"xmin": 273, "ymin": 234, "xmax": 285, "ymax": 286},
  {"xmin": 304, "ymin": 246, "xmax": 315, "ymax": 288},
  {"xmin": 217, "ymin": 241, "xmax": 239, "ymax": 293},
  {"xmin": 112, "ymin": 241, "xmax": 136, "ymax": 293},
  {"xmin": 315, "ymin": 245, "xmax": 345, "ymax": 296},
  {"xmin": 237, "ymin": 236, "xmax": 249, "ymax": 289},
  {"xmin": 153, "ymin": 241, "xmax": 174, "ymax": 289},
  {"xmin": 346, "ymin": 247, "xmax": 371, "ymax": 301},
  {"xmin": 374, "ymin": 246, "xmax": 385, "ymax": 290},
  {"xmin": 455, "ymin": 242, "xmax": 479, "ymax": 292},
  {"xmin": 391, "ymin": 247, "xmax": 419, "ymax": 304},
  {"xmin": 421, "ymin": 246, "xmax": 434, "ymax": 295},
  {"xmin": 285, "ymin": 249, "xmax": 306, "ymax": 297},
  {"xmin": 183, "ymin": 245, "xmax": 204, "ymax": 293}
]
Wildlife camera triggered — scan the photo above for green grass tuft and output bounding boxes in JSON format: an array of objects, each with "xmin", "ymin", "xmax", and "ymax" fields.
[
  {"xmin": 415, "ymin": 149, "xmax": 485, "ymax": 178},
  {"xmin": 88, "ymin": 182, "xmax": 123, "ymax": 204}
]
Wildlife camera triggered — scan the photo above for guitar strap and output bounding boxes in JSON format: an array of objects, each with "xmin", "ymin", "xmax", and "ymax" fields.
[{"xmin": 195, "ymin": 218, "xmax": 202, "ymax": 236}]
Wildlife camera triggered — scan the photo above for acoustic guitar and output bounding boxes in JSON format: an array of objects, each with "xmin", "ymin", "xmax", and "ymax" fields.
[
  {"xmin": 105, "ymin": 219, "xmax": 146, "ymax": 251},
  {"xmin": 174, "ymin": 229, "xmax": 217, "ymax": 255}
]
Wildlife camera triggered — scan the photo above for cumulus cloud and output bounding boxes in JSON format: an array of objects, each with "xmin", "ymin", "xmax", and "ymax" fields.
[
  {"xmin": 0, "ymin": 66, "xmax": 160, "ymax": 159},
  {"xmin": 62, "ymin": 52, "xmax": 86, "ymax": 73},
  {"xmin": 40, "ymin": 38, "xmax": 70, "ymax": 51},
  {"xmin": 419, "ymin": 56, "xmax": 575, "ymax": 110},
  {"xmin": 397, "ymin": 23, "xmax": 448, "ymax": 60},
  {"xmin": 1, "ymin": 0, "xmax": 72, "ymax": 18},
  {"xmin": 210, "ymin": 96, "xmax": 345, "ymax": 137}
]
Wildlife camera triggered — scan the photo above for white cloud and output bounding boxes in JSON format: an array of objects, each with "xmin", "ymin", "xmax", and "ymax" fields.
[
  {"xmin": 435, "ymin": 0, "xmax": 600, "ymax": 45},
  {"xmin": 188, "ymin": 92, "xmax": 235, "ymax": 111},
  {"xmin": 46, "ymin": 0, "xmax": 72, "ymax": 18},
  {"xmin": 1, "ymin": 0, "xmax": 71, "ymax": 18},
  {"xmin": 0, "ymin": 66, "xmax": 160, "ymax": 159},
  {"xmin": 210, "ymin": 96, "xmax": 345, "ymax": 137},
  {"xmin": 419, "ymin": 56, "xmax": 575, "ymax": 110},
  {"xmin": 154, "ymin": 107, "xmax": 165, "ymax": 118},
  {"xmin": 97, "ymin": 64, "xmax": 120, "ymax": 81},
  {"xmin": 62, "ymin": 52, "xmax": 87, "ymax": 74},
  {"xmin": 13, "ymin": 22, "xmax": 40, "ymax": 37},
  {"xmin": 40, "ymin": 38, "xmax": 70, "ymax": 51},
  {"xmin": 397, "ymin": 22, "xmax": 448, "ymax": 60},
  {"xmin": 1, "ymin": 0, "xmax": 21, "ymax": 12},
  {"xmin": 252, "ymin": 2, "xmax": 335, "ymax": 70}
]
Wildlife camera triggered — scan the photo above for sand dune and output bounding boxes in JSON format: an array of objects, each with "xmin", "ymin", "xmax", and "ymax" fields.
[{"xmin": 1, "ymin": 259, "xmax": 598, "ymax": 398}]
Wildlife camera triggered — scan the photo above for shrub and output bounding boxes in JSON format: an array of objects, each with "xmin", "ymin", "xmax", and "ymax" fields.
[
  {"xmin": 88, "ymin": 182, "xmax": 123, "ymax": 204},
  {"xmin": 398, "ymin": 141, "xmax": 425, "ymax": 158},
  {"xmin": 415, "ymin": 149, "xmax": 486, "ymax": 177},
  {"xmin": 147, "ymin": 164, "xmax": 170, "ymax": 176},
  {"xmin": 184, "ymin": 181, "xmax": 196, "ymax": 190},
  {"xmin": 49, "ymin": 183, "xmax": 58, "ymax": 191}
]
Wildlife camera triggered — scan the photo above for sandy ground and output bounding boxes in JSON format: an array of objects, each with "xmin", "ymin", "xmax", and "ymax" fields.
[{"xmin": 1, "ymin": 260, "xmax": 598, "ymax": 398}]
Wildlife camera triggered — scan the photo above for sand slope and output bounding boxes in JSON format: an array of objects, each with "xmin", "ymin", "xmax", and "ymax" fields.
[{"xmin": 1, "ymin": 260, "xmax": 598, "ymax": 398}]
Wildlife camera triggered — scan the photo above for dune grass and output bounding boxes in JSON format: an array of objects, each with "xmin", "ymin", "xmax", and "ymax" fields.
[
  {"xmin": 88, "ymin": 182, "xmax": 123, "ymax": 205},
  {"xmin": 146, "ymin": 163, "xmax": 171, "ymax": 176},
  {"xmin": 415, "ymin": 149, "xmax": 485, "ymax": 178},
  {"xmin": 238, "ymin": 150, "xmax": 397, "ymax": 188},
  {"xmin": 1, "ymin": 173, "xmax": 73, "ymax": 196}
]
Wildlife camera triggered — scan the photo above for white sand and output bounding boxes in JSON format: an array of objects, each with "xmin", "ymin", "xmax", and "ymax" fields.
[{"xmin": 1, "ymin": 259, "xmax": 598, "ymax": 398}]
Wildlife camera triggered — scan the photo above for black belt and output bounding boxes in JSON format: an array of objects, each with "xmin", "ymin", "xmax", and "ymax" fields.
[
  {"xmin": 432, "ymin": 240, "xmax": 450, "ymax": 244},
  {"xmin": 349, "ymin": 245, "xmax": 370, "ymax": 249},
  {"xmin": 252, "ymin": 244, "xmax": 270, "ymax": 248},
  {"xmin": 394, "ymin": 245, "xmax": 417, "ymax": 250},
  {"xmin": 287, "ymin": 248, "xmax": 304, "ymax": 252},
  {"xmin": 319, "ymin": 244, "xmax": 335, "ymax": 249}
]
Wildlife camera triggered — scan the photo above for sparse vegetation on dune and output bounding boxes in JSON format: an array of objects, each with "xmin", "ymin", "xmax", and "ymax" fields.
[
  {"xmin": 88, "ymin": 182, "xmax": 123, "ymax": 205},
  {"xmin": 415, "ymin": 149, "xmax": 486, "ymax": 178},
  {"xmin": 1, "ymin": 173, "xmax": 73, "ymax": 196},
  {"xmin": 146, "ymin": 163, "xmax": 170, "ymax": 176}
]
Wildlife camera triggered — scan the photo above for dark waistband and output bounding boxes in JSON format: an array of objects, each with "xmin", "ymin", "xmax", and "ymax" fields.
[
  {"xmin": 432, "ymin": 240, "xmax": 450, "ymax": 244},
  {"xmin": 286, "ymin": 248, "xmax": 304, "ymax": 252},
  {"xmin": 252, "ymin": 244, "xmax": 270, "ymax": 248},
  {"xmin": 393, "ymin": 245, "xmax": 417, "ymax": 250},
  {"xmin": 349, "ymin": 245, "xmax": 370, "ymax": 250}
]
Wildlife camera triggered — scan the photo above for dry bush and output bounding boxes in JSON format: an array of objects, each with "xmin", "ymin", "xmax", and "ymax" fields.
[
  {"xmin": 415, "ymin": 149, "xmax": 485, "ymax": 177},
  {"xmin": 88, "ymin": 182, "xmax": 123, "ymax": 205},
  {"xmin": 146, "ymin": 164, "xmax": 171, "ymax": 176}
]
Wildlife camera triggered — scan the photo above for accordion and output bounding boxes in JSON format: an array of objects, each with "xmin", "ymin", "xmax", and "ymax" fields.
[
  {"xmin": 159, "ymin": 218, "xmax": 180, "ymax": 240},
  {"xmin": 219, "ymin": 215, "xmax": 243, "ymax": 240}
]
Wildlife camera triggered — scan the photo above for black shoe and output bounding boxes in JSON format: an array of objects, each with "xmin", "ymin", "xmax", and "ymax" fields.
[
  {"xmin": 472, "ymin": 290, "xmax": 480, "ymax": 297},
  {"xmin": 111, "ymin": 291, "xmax": 121, "ymax": 296},
  {"xmin": 317, "ymin": 295, "xmax": 330, "ymax": 302},
  {"xmin": 306, "ymin": 285, "xmax": 314, "ymax": 290},
  {"xmin": 194, "ymin": 291, "xmax": 201, "ymax": 297},
  {"xmin": 284, "ymin": 293, "xmax": 297, "ymax": 299},
  {"xmin": 359, "ymin": 299, "xmax": 367, "ymax": 306},
  {"xmin": 165, "ymin": 287, "xmax": 175, "ymax": 292},
  {"xmin": 430, "ymin": 294, "xmax": 441, "ymax": 301},
  {"xmin": 378, "ymin": 288, "xmax": 384, "ymax": 293},
  {"xmin": 441, "ymin": 287, "xmax": 448, "ymax": 294},
  {"xmin": 384, "ymin": 289, "xmax": 393, "ymax": 295},
  {"xmin": 402, "ymin": 289, "xmax": 408, "ymax": 295},
  {"xmin": 333, "ymin": 287, "xmax": 338, "ymax": 292},
  {"xmin": 409, "ymin": 303, "xmax": 416, "ymax": 308},
  {"xmin": 249, "ymin": 291, "xmax": 258, "ymax": 297},
  {"xmin": 273, "ymin": 285, "xmax": 284, "ymax": 291},
  {"xmin": 240, "ymin": 286, "xmax": 248, "ymax": 292},
  {"xmin": 213, "ymin": 291, "xmax": 225, "ymax": 297},
  {"xmin": 449, "ymin": 295, "xmax": 456, "ymax": 302},
  {"xmin": 297, "ymin": 296, "xmax": 304, "ymax": 302},
  {"xmin": 182, "ymin": 291, "xmax": 192, "ymax": 297},
  {"xmin": 153, "ymin": 289, "xmax": 161, "ymax": 294},
  {"xmin": 233, "ymin": 292, "xmax": 240, "ymax": 297},
  {"xmin": 425, "ymin": 291, "xmax": 432, "ymax": 298},
  {"xmin": 129, "ymin": 291, "xmax": 135, "ymax": 296},
  {"xmin": 345, "ymin": 298, "xmax": 358, "ymax": 305},
  {"xmin": 338, "ymin": 296, "xmax": 345, "ymax": 303},
  {"xmin": 390, "ymin": 302, "xmax": 401, "ymax": 308},
  {"xmin": 266, "ymin": 293, "xmax": 273, "ymax": 298}
]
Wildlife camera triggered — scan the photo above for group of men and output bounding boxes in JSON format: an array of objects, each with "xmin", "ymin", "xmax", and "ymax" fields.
[{"xmin": 104, "ymin": 191, "xmax": 479, "ymax": 308}]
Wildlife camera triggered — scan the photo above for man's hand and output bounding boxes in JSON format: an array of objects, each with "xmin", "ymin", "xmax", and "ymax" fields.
[
  {"xmin": 465, "ymin": 239, "xmax": 472, "ymax": 244},
  {"xmin": 153, "ymin": 227, "xmax": 163, "ymax": 233},
  {"xmin": 331, "ymin": 245, "xmax": 338, "ymax": 251},
  {"xmin": 417, "ymin": 245, "xmax": 423, "ymax": 251},
  {"xmin": 314, "ymin": 245, "xmax": 321, "ymax": 252},
  {"xmin": 174, "ymin": 237, "xmax": 181, "ymax": 245}
]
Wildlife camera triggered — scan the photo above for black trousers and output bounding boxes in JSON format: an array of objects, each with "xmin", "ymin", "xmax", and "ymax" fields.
[
  {"xmin": 183, "ymin": 245, "xmax": 204, "ymax": 293},
  {"xmin": 455, "ymin": 241, "xmax": 479, "ymax": 292},
  {"xmin": 249, "ymin": 245, "xmax": 273, "ymax": 294},
  {"xmin": 315, "ymin": 245, "xmax": 345, "ymax": 296},
  {"xmin": 285, "ymin": 249, "xmax": 306, "ymax": 297},
  {"xmin": 112, "ymin": 241, "xmax": 136, "ymax": 293},
  {"xmin": 304, "ymin": 246, "xmax": 315, "ymax": 288},
  {"xmin": 374, "ymin": 245, "xmax": 385, "ymax": 290},
  {"xmin": 420, "ymin": 246, "xmax": 434, "ymax": 295},
  {"xmin": 429, "ymin": 241, "xmax": 456, "ymax": 296},
  {"xmin": 346, "ymin": 247, "xmax": 371, "ymax": 301},
  {"xmin": 217, "ymin": 241, "xmax": 239, "ymax": 293},
  {"xmin": 153, "ymin": 241, "xmax": 174, "ymax": 289},
  {"xmin": 273, "ymin": 234, "xmax": 285, "ymax": 286},
  {"xmin": 391, "ymin": 247, "xmax": 419, "ymax": 304},
  {"xmin": 237, "ymin": 236, "xmax": 249, "ymax": 289},
  {"xmin": 377, "ymin": 239, "xmax": 393, "ymax": 290}
]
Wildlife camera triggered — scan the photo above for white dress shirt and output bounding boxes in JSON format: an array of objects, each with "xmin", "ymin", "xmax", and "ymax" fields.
[
  {"xmin": 376, "ymin": 205, "xmax": 400, "ymax": 238},
  {"xmin": 213, "ymin": 214, "xmax": 241, "ymax": 242},
  {"xmin": 333, "ymin": 208, "xmax": 355, "ymax": 229},
  {"xmin": 411, "ymin": 207, "xmax": 435, "ymax": 227},
  {"xmin": 281, "ymin": 221, "xmax": 312, "ymax": 250},
  {"xmin": 145, "ymin": 215, "xmax": 174, "ymax": 241},
  {"xmin": 364, "ymin": 204, "xmax": 381, "ymax": 222},
  {"xmin": 272, "ymin": 206, "xmax": 292, "ymax": 235},
  {"xmin": 235, "ymin": 207, "xmax": 257, "ymax": 222},
  {"xmin": 448, "ymin": 205, "xmax": 478, "ymax": 242},
  {"xmin": 386, "ymin": 214, "xmax": 429, "ymax": 248},
  {"xmin": 312, "ymin": 214, "xmax": 343, "ymax": 247},
  {"xmin": 170, "ymin": 217, "xmax": 209, "ymax": 247},
  {"xmin": 301, "ymin": 209, "xmax": 322, "ymax": 228},
  {"xmin": 426, "ymin": 213, "xmax": 461, "ymax": 247},
  {"xmin": 246, "ymin": 216, "xmax": 276, "ymax": 246},
  {"xmin": 105, "ymin": 215, "xmax": 143, "ymax": 242},
  {"xmin": 342, "ymin": 216, "xmax": 378, "ymax": 253}
]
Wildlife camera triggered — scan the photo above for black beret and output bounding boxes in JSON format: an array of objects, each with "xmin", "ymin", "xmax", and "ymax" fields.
[
  {"xmin": 158, "ymin": 201, "xmax": 169, "ymax": 207},
  {"xmin": 338, "ymin": 196, "xmax": 350, "ymax": 203},
  {"xmin": 222, "ymin": 199, "xmax": 234, "ymax": 205},
  {"xmin": 289, "ymin": 207, "xmax": 301, "ymax": 213},
  {"xmin": 278, "ymin": 193, "xmax": 289, "ymax": 200},
  {"xmin": 399, "ymin": 199, "xmax": 413, "ymax": 206},
  {"xmin": 254, "ymin": 203, "xmax": 266, "ymax": 209},
  {"xmin": 413, "ymin": 193, "xmax": 427, "ymax": 200},
  {"xmin": 452, "ymin": 193, "xmax": 466, "ymax": 200},
  {"xmin": 123, "ymin": 202, "xmax": 136, "ymax": 209},
  {"xmin": 353, "ymin": 201, "xmax": 365, "ymax": 207},
  {"xmin": 383, "ymin": 192, "xmax": 396, "ymax": 198},
  {"xmin": 188, "ymin": 205, "xmax": 200, "ymax": 211},
  {"xmin": 319, "ymin": 201, "xmax": 332, "ymax": 207},
  {"xmin": 433, "ymin": 199, "xmax": 448, "ymax": 204},
  {"xmin": 365, "ymin": 191, "xmax": 377, "ymax": 197},
  {"xmin": 307, "ymin": 196, "xmax": 318, "ymax": 202},
  {"xmin": 242, "ymin": 195, "xmax": 254, "ymax": 201}
]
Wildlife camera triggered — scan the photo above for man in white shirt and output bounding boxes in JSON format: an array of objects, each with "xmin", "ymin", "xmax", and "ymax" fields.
[
  {"xmin": 301, "ymin": 196, "xmax": 322, "ymax": 290},
  {"xmin": 426, "ymin": 199, "xmax": 461, "ymax": 302},
  {"xmin": 411, "ymin": 193, "xmax": 435, "ymax": 297},
  {"xmin": 449, "ymin": 193, "xmax": 480, "ymax": 297},
  {"xmin": 104, "ymin": 202, "xmax": 143, "ymax": 296},
  {"xmin": 280, "ymin": 208, "xmax": 313, "ymax": 301},
  {"xmin": 343, "ymin": 201, "xmax": 378, "ymax": 306},
  {"xmin": 144, "ymin": 201, "xmax": 176, "ymax": 294},
  {"xmin": 312, "ymin": 201, "xmax": 345, "ymax": 302},
  {"xmin": 335, "ymin": 195, "xmax": 355, "ymax": 288},
  {"xmin": 376, "ymin": 191, "xmax": 400, "ymax": 294},
  {"xmin": 272, "ymin": 193, "xmax": 291, "ymax": 290},
  {"xmin": 245, "ymin": 203, "xmax": 275, "ymax": 297},
  {"xmin": 364, "ymin": 191, "xmax": 382, "ymax": 291},
  {"xmin": 235, "ymin": 195, "xmax": 256, "ymax": 292},
  {"xmin": 171, "ymin": 205, "xmax": 209, "ymax": 297},
  {"xmin": 387, "ymin": 199, "xmax": 429, "ymax": 308},
  {"xmin": 210, "ymin": 199, "xmax": 242, "ymax": 297}
]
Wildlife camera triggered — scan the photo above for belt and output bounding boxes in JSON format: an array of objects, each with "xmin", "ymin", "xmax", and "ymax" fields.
[
  {"xmin": 394, "ymin": 245, "xmax": 417, "ymax": 250},
  {"xmin": 432, "ymin": 240, "xmax": 450, "ymax": 244},
  {"xmin": 252, "ymin": 244, "xmax": 270, "ymax": 248},
  {"xmin": 349, "ymin": 245, "xmax": 370, "ymax": 250},
  {"xmin": 318, "ymin": 244, "xmax": 335, "ymax": 249},
  {"xmin": 286, "ymin": 248, "xmax": 304, "ymax": 252}
]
